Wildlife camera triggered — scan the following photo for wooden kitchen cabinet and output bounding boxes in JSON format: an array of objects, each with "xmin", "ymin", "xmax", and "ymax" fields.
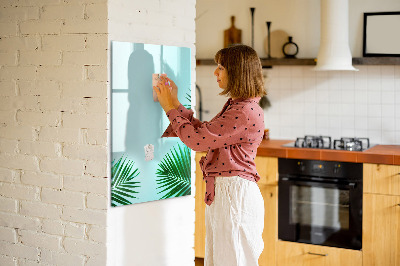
[
  {"xmin": 258, "ymin": 184, "xmax": 278, "ymax": 266},
  {"xmin": 195, "ymin": 152, "xmax": 207, "ymax": 258},
  {"xmin": 363, "ymin": 162, "xmax": 400, "ymax": 266},
  {"xmin": 363, "ymin": 193, "xmax": 400, "ymax": 266},
  {"xmin": 255, "ymin": 156, "xmax": 278, "ymax": 186},
  {"xmin": 276, "ymin": 241, "xmax": 362, "ymax": 266},
  {"xmin": 364, "ymin": 163, "xmax": 400, "ymax": 196}
]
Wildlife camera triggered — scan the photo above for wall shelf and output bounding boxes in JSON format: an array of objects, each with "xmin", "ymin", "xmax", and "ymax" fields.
[{"xmin": 196, "ymin": 57, "xmax": 400, "ymax": 67}]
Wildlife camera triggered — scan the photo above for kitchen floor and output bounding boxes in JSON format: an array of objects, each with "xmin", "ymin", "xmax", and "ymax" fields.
[{"xmin": 195, "ymin": 257, "xmax": 204, "ymax": 265}]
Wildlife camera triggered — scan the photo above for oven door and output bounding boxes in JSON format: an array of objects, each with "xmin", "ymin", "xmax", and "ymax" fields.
[{"xmin": 278, "ymin": 176, "xmax": 362, "ymax": 250}]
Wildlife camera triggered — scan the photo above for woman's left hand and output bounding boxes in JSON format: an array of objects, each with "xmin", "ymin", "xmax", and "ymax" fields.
[{"xmin": 153, "ymin": 79, "xmax": 175, "ymax": 113}]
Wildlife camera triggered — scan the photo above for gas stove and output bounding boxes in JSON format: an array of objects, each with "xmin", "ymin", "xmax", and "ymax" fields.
[{"xmin": 283, "ymin": 135, "xmax": 373, "ymax": 151}]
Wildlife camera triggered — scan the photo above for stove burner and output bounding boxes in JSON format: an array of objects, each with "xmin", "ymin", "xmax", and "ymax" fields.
[
  {"xmin": 295, "ymin": 135, "xmax": 332, "ymax": 149},
  {"xmin": 333, "ymin": 137, "xmax": 370, "ymax": 151},
  {"xmin": 286, "ymin": 136, "xmax": 372, "ymax": 151}
]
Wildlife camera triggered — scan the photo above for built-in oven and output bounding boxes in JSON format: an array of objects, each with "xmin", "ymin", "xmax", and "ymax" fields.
[{"xmin": 278, "ymin": 158, "xmax": 363, "ymax": 250}]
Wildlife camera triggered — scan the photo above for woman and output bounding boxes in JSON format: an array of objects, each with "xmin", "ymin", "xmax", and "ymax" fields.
[{"xmin": 153, "ymin": 44, "xmax": 266, "ymax": 266}]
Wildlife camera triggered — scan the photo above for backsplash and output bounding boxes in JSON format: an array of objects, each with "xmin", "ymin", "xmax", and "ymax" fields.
[{"xmin": 195, "ymin": 65, "xmax": 400, "ymax": 145}]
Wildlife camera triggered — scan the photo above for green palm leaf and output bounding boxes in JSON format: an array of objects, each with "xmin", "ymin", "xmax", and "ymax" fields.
[
  {"xmin": 156, "ymin": 144, "xmax": 191, "ymax": 199},
  {"xmin": 111, "ymin": 155, "xmax": 140, "ymax": 207},
  {"xmin": 183, "ymin": 92, "xmax": 191, "ymax": 109}
]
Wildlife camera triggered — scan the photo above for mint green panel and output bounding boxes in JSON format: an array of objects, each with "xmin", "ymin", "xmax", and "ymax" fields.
[{"xmin": 111, "ymin": 41, "xmax": 192, "ymax": 207}]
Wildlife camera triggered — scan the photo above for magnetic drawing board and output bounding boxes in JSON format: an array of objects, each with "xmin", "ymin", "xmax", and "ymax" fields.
[{"xmin": 111, "ymin": 41, "xmax": 192, "ymax": 207}]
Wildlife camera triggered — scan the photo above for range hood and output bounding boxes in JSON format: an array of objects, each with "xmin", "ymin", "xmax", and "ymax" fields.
[{"xmin": 314, "ymin": 0, "xmax": 358, "ymax": 71}]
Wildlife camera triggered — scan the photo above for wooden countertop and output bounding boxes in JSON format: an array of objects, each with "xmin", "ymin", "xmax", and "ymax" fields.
[{"xmin": 256, "ymin": 139, "xmax": 400, "ymax": 165}]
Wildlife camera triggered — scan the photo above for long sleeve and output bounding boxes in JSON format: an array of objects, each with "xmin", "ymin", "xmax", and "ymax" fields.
[
  {"xmin": 161, "ymin": 103, "xmax": 202, "ymax": 138},
  {"xmin": 165, "ymin": 105, "xmax": 249, "ymax": 152}
]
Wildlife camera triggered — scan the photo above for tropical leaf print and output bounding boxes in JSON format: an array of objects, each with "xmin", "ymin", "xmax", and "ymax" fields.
[
  {"xmin": 111, "ymin": 155, "xmax": 141, "ymax": 207},
  {"xmin": 183, "ymin": 92, "xmax": 191, "ymax": 109},
  {"xmin": 156, "ymin": 144, "xmax": 191, "ymax": 199}
]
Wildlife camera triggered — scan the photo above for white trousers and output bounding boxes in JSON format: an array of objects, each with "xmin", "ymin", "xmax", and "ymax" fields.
[{"xmin": 205, "ymin": 176, "xmax": 264, "ymax": 266}]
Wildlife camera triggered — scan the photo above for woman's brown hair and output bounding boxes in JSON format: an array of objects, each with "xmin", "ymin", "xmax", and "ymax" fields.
[{"xmin": 214, "ymin": 44, "xmax": 266, "ymax": 99}]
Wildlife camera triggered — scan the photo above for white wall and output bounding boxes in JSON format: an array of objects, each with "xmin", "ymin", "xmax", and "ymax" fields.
[
  {"xmin": 0, "ymin": 0, "xmax": 108, "ymax": 265},
  {"xmin": 196, "ymin": 0, "xmax": 400, "ymax": 145},
  {"xmin": 107, "ymin": 1, "xmax": 196, "ymax": 266},
  {"xmin": 196, "ymin": 0, "xmax": 400, "ymax": 58}
]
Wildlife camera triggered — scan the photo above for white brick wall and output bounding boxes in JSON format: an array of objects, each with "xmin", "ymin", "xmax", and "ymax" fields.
[{"xmin": 0, "ymin": 0, "xmax": 108, "ymax": 265}]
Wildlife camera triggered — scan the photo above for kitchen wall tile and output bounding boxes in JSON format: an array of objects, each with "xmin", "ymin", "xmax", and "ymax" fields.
[
  {"xmin": 341, "ymin": 88, "xmax": 355, "ymax": 104},
  {"xmin": 395, "ymin": 105, "xmax": 400, "ymax": 118},
  {"xmin": 328, "ymin": 87, "xmax": 342, "ymax": 103},
  {"xmin": 341, "ymin": 128, "xmax": 355, "ymax": 137},
  {"xmin": 381, "ymin": 65, "xmax": 395, "ymax": 78},
  {"xmin": 355, "ymin": 128, "xmax": 368, "ymax": 138},
  {"xmin": 382, "ymin": 117, "xmax": 396, "ymax": 131},
  {"xmin": 354, "ymin": 117, "xmax": 368, "ymax": 130},
  {"xmin": 354, "ymin": 90, "xmax": 367, "ymax": 104},
  {"xmin": 291, "ymin": 77, "xmax": 304, "ymax": 90},
  {"xmin": 291, "ymin": 67, "xmax": 303, "ymax": 78},
  {"xmin": 342, "ymin": 117, "xmax": 355, "ymax": 129},
  {"xmin": 395, "ymin": 118, "xmax": 400, "ymax": 131},
  {"xmin": 329, "ymin": 103, "xmax": 341, "ymax": 116},
  {"xmin": 381, "ymin": 131, "xmax": 396, "ymax": 144},
  {"xmin": 396, "ymin": 89, "xmax": 400, "ymax": 104},
  {"xmin": 382, "ymin": 105, "xmax": 395, "ymax": 118},
  {"xmin": 382, "ymin": 90, "xmax": 395, "ymax": 104},
  {"xmin": 394, "ymin": 66, "xmax": 400, "ymax": 78},
  {"xmin": 316, "ymin": 89, "xmax": 329, "ymax": 103},
  {"xmin": 278, "ymin": 67, "xmax": 292, "ymax": 78},
  {"xmin": 382, "ymin": 79, "xmax": 395, "ymax": 91},
  {"xmin": 368, "ymin": 117, "xmax": 381, "ymax": 131},
  {"xmin": 396, "ymin": 130, "xmax": 400, "ymax": 144},
  {"xmin": 316, "ymin": 116, "xmax": 330, "ymax": 128},
  {"xmin": 303, "ymin": 67, "xmax": 316, "ymax": 78},
  {"xmin": 367, "ymin": 91, "xmax": 381, "ymax": 105},
  {"xmin": 329, "ymin": 116, "xmax": 342, "ymax": 130},
  {"xmin": 367, "ymin": 77, "xmax": 381, "ymax": 91},
  {"xmin": 341, "ymin": 104, "xmax": 355, "ymax": 116},
  {"xmin": 367, "ymin": 129, "xmax": 382, "ymax": 144},
  {"xmin": 196, "ymin": 65, "xmax": 400, "ymax": 144},
  {"xmin": 304, "ymin": 102, "xmax": 316, "ymax": 115},
  {"xmin": 303, "ymin": 88, "xmax": 316, "ymax": 103},
  {"xmin": 367, "ymin": 65, "xmax": 381, "ymax": 78},
  {"xmin": 367, "ymin": 104, "xmax": 382, "ymax": 118},
  {"xmin": 316, "ymin": 103, "xmax": 330, "ymax": 115},
  {"xmin": 316, "ymin": 70, "xmax": 328, "ymax": 79}
]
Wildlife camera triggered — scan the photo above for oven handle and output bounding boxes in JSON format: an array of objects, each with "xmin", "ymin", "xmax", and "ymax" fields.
[{"xmin": 280, "ymin": 177, "xmax": 357, "ymax": 189}]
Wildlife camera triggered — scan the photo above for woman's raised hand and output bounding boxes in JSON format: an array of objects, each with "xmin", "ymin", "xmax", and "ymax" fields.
[
  {"xmin": 153, "ymin": 77, "xmax": 175, "ymax": 114},
  {"xmin": 164, "ymin": 77, "xmax": 180, "ymax": 108}
]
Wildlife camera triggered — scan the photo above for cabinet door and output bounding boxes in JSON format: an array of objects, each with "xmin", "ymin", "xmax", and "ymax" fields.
[
  {"xmin": 363, "ymin": 193, "xmax": 400, "ymax": 266},
  {"xmin": 255, "ymin": 156, "xmax": 278, "ymax": 186},
  {"xmin": 277, "ymin": 241, "xmax": 362, "ymax": 266},
  {"xmin": 364, "ymin": 164, "xmax": 400, "ymax": 196},
  {"xmin": 259, "ymin": 185, "xmax": 278, "ymax": 266},
  {"xmin": 195, "ymin": 152, "xmax": 207, "ymax": 258}
]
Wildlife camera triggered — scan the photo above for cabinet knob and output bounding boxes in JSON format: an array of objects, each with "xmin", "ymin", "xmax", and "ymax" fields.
[{"xmin": 307, "ymin": 252, "xmax": 328, "ymax": 257}]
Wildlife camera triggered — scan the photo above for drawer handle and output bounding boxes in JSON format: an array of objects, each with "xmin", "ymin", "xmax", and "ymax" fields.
[{"xmin": 307, "ymin": 252, "xmax": 328, "ymax": 256}]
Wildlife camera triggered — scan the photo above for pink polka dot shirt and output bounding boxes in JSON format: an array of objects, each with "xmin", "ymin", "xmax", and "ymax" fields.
[{"xmin": 161, "ymin": 97, "xmax": 265, "ymax": 205}]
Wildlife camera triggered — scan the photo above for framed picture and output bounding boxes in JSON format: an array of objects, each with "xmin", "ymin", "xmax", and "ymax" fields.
[{"xmin": 363, "ymin": 11, "xmax": 400, "ymax": 57}]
